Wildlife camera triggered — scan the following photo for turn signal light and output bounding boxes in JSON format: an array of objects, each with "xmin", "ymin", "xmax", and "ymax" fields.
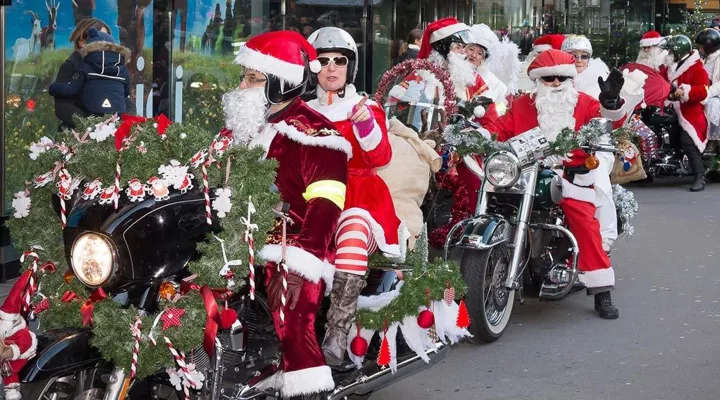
[
  {"xmin": 159, "ymin": 281, "xmax": 177, "ymax": 300},
  {"xmin": 584, "ymin": 155, "xmax": 600, "ymax": 170}
]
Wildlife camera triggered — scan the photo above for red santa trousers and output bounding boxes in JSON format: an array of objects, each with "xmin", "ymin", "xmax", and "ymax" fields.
[
  {"xmin": 3, "ymin": 359, "xmax": 28, "ymax": 386},
  {"xmin": 264, "ymin": 264, "xmax": 333, "ymax": 397},
  {"xmin": 560, "ymin": 198, "xmax": 615, "ymax": 289}
]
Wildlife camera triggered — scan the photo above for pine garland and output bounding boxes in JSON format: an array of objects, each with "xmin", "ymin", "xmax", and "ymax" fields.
[{"xmin": 6, "ymin": 115, "xmax": 278, "ymax": 379}]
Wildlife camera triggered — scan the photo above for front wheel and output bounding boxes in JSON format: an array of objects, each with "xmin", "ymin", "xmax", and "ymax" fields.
[{"xmin": 460, "ymin": 245, "xmax": 515, "ymax": 343}]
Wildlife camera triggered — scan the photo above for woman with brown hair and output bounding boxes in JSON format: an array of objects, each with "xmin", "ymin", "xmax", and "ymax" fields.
[
  {"xmin": 53, "ymin": 18, "xmax": 114, "ymax": 130},
  {"xmin": 399, "ymin": 28, "xmax": 423, "ymax": 62}
]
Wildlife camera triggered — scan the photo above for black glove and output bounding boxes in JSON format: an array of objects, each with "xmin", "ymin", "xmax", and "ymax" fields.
[{"xmin": 598, "ymin": 68, "xmax": 625, "ymax": 110}]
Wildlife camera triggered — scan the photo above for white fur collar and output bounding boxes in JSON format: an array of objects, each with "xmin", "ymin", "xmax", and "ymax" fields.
[
  {"xmin": 307, "ymin": 87, "xmax": 379, "ymax": 123},
  {"xmin": 668, "ymin": 51, "xmax": 701, "ymax": 82},
  {"xmin": 706, "ymin": 50, "xmax": 720, "ymax": 67},
  {"xmin": 573, "ymin": 58, "xmax": 609, "ymax": 100},
  {"xmin": 315, "ymin": 84, "xmax": 358, "ymax": 107},
  {"xmin": 272, "ymin": 120, "xmax": 353, "ymax": 159},
  {"xmin": 408, "ymin": 44, "xmax": 420, "ymax": 51}
]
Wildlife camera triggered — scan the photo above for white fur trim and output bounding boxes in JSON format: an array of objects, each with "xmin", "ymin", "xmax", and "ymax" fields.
[
  {"xmin": 574, "ymin": 58, "xmax": 609, "ymax": 100},
  {"xmin": 601, "ymin": 105, "xmax": 626, "ymax": 122},
  {"xmin": 473, "ymin": 105, "xmax": 486, "ymax": 118},
  {"xmin": 671, "ymin": 101, "xmax": 707, "ymax": 152},
  {"xmin": 572, "ymin": 171, "xmax": 595, "ymax": 186},
  {"xmin": 309, "ymin": 60, "xmax": 321, "ymax": 73},
  {"xmin": 528, "ymin": 64, "xmax": 577, "ymax": 80},
  {"xmin": 357, "ymin": 281, "xmax": 404, "ymax": 311},
  {"xmin": 281, "ymin": 365, "xmax": 335, "ymax": 397},
  {"xmin": 272, "ymin": 120, "xmax": 353, "ymax": 160},
  {"xmin": 561, "ymin": 177, "xmax": 596, "ymax": 203},
  {"xmin": 475, "ymin": 127, "xmax": 492, "ymax": 139},
  {"xmin": 234, "ymin": 46, "xmax": 305, "ymax": 86},
  {"xmin": 9, "ymin": 344, "xmax": 20, "ymax": 360},
  {"xmin": 533, "ymin": 44, "xmax": 552, "ymax": 52},
  {"xmin": 259, "ymin": 244, "xmax": 325, "ymax": 283},
  {"xmin": 340, "ymin": 208, "xmax": 405, "ymax": 260},
  {"xmin": 639, "ymin": 37, "xmax": 662, "ymax": 47},
  {"xmin": 0, "ymin": 313, "xmax": 27, "ymax": 338},
  {"xmin": 578, "ymin": 266, "xmax": 616, "ymax": 288},
  {"xmin": 679, "ymin": 83, "xmax": 691, "ymax": 103},
  {"xmin": 355, "ymin": 122, "xmax": 383, "ymax": 152},
  {"xmin": 668, "ymin": 51, "xmax": 701, "ymax": 82},
  {"xmin": 19, "ymin": 332, "xmax": 37, "ymax": 360},
  {"xmin": 430, "ymin": 23, "xmax": 470, "ymax": 43},
  {"xmin": 322, "ymin": 260, "xmax": 335, "ymax": 296}
]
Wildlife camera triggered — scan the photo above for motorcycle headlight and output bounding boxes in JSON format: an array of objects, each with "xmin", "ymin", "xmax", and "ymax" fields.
[
  {"xmin": 71, "ymin": 233, "xmax": 114, "ymax": 287},
  {"xmin": 485, "ymin": 151, "xmax": 520, "ymax": 188}
]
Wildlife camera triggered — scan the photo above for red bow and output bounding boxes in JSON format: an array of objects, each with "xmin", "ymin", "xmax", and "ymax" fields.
[
  {"xmin": 61, "ymin": 288, "xmax": 108, "ymax": 326},
  {"xmin": 199, "ymin": 285, "xmax": 235, "ymax": 356},
  {"xmin": 114, "ymin": 114, "xmax": 172, "ymax": 151}
]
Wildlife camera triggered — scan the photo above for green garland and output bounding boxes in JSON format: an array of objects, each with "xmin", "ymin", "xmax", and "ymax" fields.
[
  {"xmin": 442, "ymin": 123, "xmax": 509, "ymax": 157},
  {"xmin": 357, "ymin": 227, "xmax": 467, "ymax": 331},
  {"xmin": 7, "ymin": 115, "xmax": 278, "ymax": 379}
]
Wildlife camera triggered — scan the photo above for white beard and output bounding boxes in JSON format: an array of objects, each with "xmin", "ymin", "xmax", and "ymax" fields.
[
  {"xmin": 222, "ymin": 87, "xmax": 269, "ymax": 146},
  {"xmin": 0, "ymin": 317, "xmax": 22, "ymax": 339},
  {"xmin": 447, "ymin": 52, "xmax": 477, "ymax": 99},
  {"xmin": 636, "ymin": 47, "xmax": 668, "ymax": 71},
  {"xmin": 534, "ymin": 80, "xmax": 579, "ymax": 141},
  {"xmin": 663, "ymin": 53, "xmax": 676, "ymax": 68}
]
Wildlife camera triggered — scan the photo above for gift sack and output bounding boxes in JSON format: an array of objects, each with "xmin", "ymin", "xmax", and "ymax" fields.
[{"xmin": 610, "ymin": 138, "xmax": 647, "ymax": 184}]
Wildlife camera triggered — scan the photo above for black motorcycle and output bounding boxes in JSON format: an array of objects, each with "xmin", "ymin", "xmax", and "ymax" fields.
[{"xmin": 19, "ymin": 187, "xmax": 449, "ymax": 400}]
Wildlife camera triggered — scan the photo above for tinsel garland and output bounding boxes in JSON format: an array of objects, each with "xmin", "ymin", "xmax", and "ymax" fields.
[
  {"xmin": 372, "ymin": 58, "xmax": 458, "ymax": 116},
  {"xmin": 442, "ymin": 123, "xmax": 509, "ymax": 157},
  {"xmin": 6, "ymin": 115, "xmax": 279, "ymax": 379},
  {"xmin": 357, "ymin": 227, "xmax": 467, "ymax": 331},
  {"xmin": 612, "ymin": 184, "xmax": 639, "ymax": 236}
]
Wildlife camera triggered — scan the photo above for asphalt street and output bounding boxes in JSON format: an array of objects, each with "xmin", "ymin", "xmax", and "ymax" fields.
[{"xmin": 372, "ymin": 178, "xmax": 720, "ymax": 400}]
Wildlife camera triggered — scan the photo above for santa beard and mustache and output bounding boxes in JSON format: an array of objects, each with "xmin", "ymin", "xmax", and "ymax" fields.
[
  {"xmin": 429, "ymin": 50, "xmax": 477, "ymax": 98},
  {"xmin": 222, "ymin": 87, "xmax": 269, "ymax": 146},
  {"xmin": 636, "ymin": 47, "xmax": 669, "ymax": 70},
  {"xmin": 533, "ymin": 79, "xmax": 579, "ymax": 142}
]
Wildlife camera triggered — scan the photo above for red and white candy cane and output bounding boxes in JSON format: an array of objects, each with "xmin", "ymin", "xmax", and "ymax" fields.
[
  {"xmin": 164, "ymin": 336, "xmax": 199, "ymax": 393},
  {"xmin": 19, "ymin": 250, "xmax": 39, "ymax": 314},
  {"xmin": 242, "ymin": 198, "xmax": 258, "ymax": 300},
  {"xmin": 60, "ymin": 197, "xmax": 67, "ymax": 227},
  {"xmin": 279, "ymin": 215, "xmax": 289, "ymax": 326},
  {"xmin": 129, "ymin": 317, "xmax": 142, "ymax": 380},
  {"xmin": 114, "ymin": 160, "xmax": 121, "ymax": 210},
  {"xmin": 202, "ymin": 161, "xmax": 211, "ymax": 226}
]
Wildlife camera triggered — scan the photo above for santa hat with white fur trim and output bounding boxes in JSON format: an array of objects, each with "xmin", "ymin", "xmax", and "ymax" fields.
[
  {"xmin": 639, "ymin": 31, "xmax": 663, "ymax": 47},
  {"xmin": 233, "ymin": 31, "xmax": 321, "ymax": 86},
  {"xmin": 532, "ymin": 34, "xmax": 566, "ymax": 53},
  {"xmin": 418, "ymin": 17, "xmax": 471, "ymax": 59},
  {"xmin": 527, "ymin": 49, "xmax": 578, "ymax": 81}
]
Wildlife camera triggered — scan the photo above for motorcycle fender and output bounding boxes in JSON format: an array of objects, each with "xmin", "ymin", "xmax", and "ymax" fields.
[
  {"xmin": 456, "ymin": 216, "xmax": 510, "ymax": 250},
  {"xmin": 21, "ymin": 328, "xmax": 105, "ymax": 383}
]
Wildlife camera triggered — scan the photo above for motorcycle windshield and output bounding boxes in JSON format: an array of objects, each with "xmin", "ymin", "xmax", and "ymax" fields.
[{"xmin": 383, "ymin": 70, "xmax": 447, "ymax": 134}]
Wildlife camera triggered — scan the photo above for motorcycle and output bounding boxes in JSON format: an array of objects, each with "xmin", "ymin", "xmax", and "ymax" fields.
[
  {"xmin": 443, "ymin": 118, "xmax": 617, "ymax": 343},
  {"xmin": 19, "ymin": 186, "xmax": 449, "ymax": 399}
]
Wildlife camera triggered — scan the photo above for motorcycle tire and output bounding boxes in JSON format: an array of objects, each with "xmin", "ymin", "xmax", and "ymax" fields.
[{"xmin": 460, "ymin": 245, "xmax": 515, "ymax": 344}]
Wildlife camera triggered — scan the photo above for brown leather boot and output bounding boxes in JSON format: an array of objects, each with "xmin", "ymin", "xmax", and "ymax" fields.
[{"xmin": 322, "ymin": 271, "xmax": 367, "ymax": 366}]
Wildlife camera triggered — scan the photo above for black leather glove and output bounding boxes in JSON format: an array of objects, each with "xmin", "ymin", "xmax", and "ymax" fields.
[{"xmin": 598, "ymin": 68, "xmax": 625, "ymax": 110}]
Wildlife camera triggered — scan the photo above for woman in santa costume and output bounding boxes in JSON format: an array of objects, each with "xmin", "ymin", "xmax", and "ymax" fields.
[
  {"xmin": 224, "ymin": 31, "xmax": 351, "ymax": 399},
  {"xmin": 661, "ymin": 35, "xmax": 709, "ymax": 192},
  {"xmin": 516, "ymin": 33, "xmax": 566, "ymax": 93},
  {"xmin": 479, "ymin": 49, "xmax": 625, "ymax": 319},
  {"xmin": 0, "ymin": 267, "xmax": 39, "ymax": 400},
  {"xmin": 306, "ymin": 27, "xmax": 408, "ymax": 367}
]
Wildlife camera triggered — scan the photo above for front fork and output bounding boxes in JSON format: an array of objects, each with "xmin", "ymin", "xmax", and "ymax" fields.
[{"xmin": 504, "ymin": 192, "xmax": 534, "ymax": 290}]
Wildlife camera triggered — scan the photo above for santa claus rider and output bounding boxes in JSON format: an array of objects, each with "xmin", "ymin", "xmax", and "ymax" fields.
[
  {"xmin": 561, "ymin": 35, "xmax": 620, "ymax": 253},
  {"xmin": 306, "ymin": 27, "xmax": 409, "ymax": 368},
  {"xmin": 224, "ymin": 31, "xmax": 350, "ymax": 399},
  {"xmin": 465, "ymin": 24, "xmax": 509, "ymax": 106},
  {"xmin": 517, "ymin": 33, "xmax": 566, "ymax": 93},
  {"xmin": 478, "ymin": 49, "xmax": 625, "ymax": 319},
  {"xmin": 620, "ymin": 31, "xmax": 672, "ymax": 112},
  {"xmin": 696, "ymin": 28, "xmax": 720, "ymax": 157}
]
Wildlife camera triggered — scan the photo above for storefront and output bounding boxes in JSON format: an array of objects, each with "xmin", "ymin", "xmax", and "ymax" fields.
[{"xmin": 0, "ymin": 0, "xmax": 663, "ymax": 274}]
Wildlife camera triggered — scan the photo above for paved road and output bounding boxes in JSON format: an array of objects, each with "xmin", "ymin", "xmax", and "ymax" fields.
[{"xmin": 372, "ymin": 178, "xmax": 720, "ymax": 400}]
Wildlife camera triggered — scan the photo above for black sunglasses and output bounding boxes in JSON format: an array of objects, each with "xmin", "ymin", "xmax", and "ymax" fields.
[
  {"xmin": 317, "ymin": 56, "xmax": 349, "ymax": 67},
  {"xmin": 541, "ymin": 75, "xmax": 571, "ymax": 83}
]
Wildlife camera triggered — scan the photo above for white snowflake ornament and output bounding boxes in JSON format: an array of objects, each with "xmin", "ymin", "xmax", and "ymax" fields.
[
  {"xmin": 90, "ymin": 122, "xmax": 117, "ymax": 142},
  {"xmin": 158, "ymin": 160, "xmax": 192, "ymax": 191},
  {"xmin": 12, "ymin": 191, "xmax": 31, "ymax": 219},
  {"xmin": 166, "ymin": 368, "xmax": 183, "ymax": 391},
  {"xmin": 212, "ymin": 188, "xmax": 232, "ymax": 218},
  {"xmin": 29, "ymin": 137, "xmax": 54, "ymax": 160},
  {"xmin": 184, "ymin": 363, "xmax": 205, "ymax": 390}
]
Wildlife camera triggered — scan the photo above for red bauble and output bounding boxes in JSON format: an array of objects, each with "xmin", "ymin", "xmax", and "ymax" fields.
[
  {"xmin": 219, "ymin": 308, "xmax": 238, "ymax": 330},
  {"xmin": 417, "ymin": 309, "xmax": 435, "ymax": 329},
  {"xmin": 350, "ymin": 335, "xmax": 368, "ymax": 357}
]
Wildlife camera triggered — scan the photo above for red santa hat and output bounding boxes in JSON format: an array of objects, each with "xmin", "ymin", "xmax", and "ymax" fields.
[
  {"xmin": 532, "ymin": 34, "xmax": 566, "ymax": 53},
  {"xmin": 639, "ymin": 31, "xmax": 663, "ymax": 47},
  {"xmin": 418, "ymin": 17, "xmax": 471, "ymax": 59},
  {"xmin": 527, "ymin": 49, "xmax": 578, "ymax": 81},
  {"xmin": 0, "ymin": 269, "xmax": 33, "ymax": 335},
  {"xmin": 233, "ymin": 31, "xmax": 321, "ymax": 86}
]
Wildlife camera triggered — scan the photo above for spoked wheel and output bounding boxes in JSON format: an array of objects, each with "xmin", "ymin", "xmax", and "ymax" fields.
[{"xmin": 460, "ymin": 245, "xmax": 515, "ymax": 343}]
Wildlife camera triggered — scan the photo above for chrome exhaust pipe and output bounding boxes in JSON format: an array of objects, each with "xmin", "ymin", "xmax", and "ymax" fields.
[{"xmin": 328, "ymin": 342, "xmax": 449, "ymax": 400}]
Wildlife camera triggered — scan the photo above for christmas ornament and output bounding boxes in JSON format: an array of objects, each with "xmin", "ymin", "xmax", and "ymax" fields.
[
  {"xmin": 613, "ymin": 184, "xmax": 639, "ymax": 236},
  {"xmin": 242, "ymin": 197, "xmax": 258, "ymax": 300},
  {"xmin": 11, "ymin": 191, "xmax": 31, "ymax": 219},
  {"xmin": 428, "ymin": 323, "xmax": 439, "ymax": 342},
  {"xmin": 177, "ymin": 174, "xmax": 194, "ymax": 194},
  {"xmin": 220, "ymin": 305, "xmax": 238, "ymax": 330},
  {"xmin": 126, "ymin": 178, "xmax": 148, "ymax": 202},
  {"xmin": 26, "ymin": 98, "xmax": 36, "ymax": 111},
  {"xmin": 82, "ymin": 179, "xmax": 103, "ymax": 200},
  {"xmin": 212, "ymin": 188, "xmax": 233, "ymax": 218},
  {"xmin": 417, "ymin": 309, "xmax": 435, "ymax": 329},
  {"xmin": 28, "ymin": 136, "xmax": 54, "ymax": 160},
  {"xmin": 213, "ymin": 234, "xmax": 242, "ymax": 290},
  {"xmin": 377, "ymin": 324, "xmax": 391, "ymax": 368},
  {"xmin": 164, "ymin": 337, "xmax": 199, "ymax": 400},
  {"xmin": 33, "ymin": 172, "xmax": 53, "ymax": 188},
  {"xmin": 201, "ymin": 161, "xmax": 212, "ymax": 225},
  {"xmin": 456, "ymin": 298, "xmax": 470, "ymax": 329},
  {"xmin": 137, "ymin": 141, "xmax": 148, "ymax": 154},
  {"xmin": 98, "ymin": 186, "xmax": 118, "ymax": 205},
  {"xmin": 350, "ymin": 323, "xmax": 368, "ymax": 357},
  {"xmin": 160, "ymin": 308, "xmax": 186, "ymax": 330},
  {"xmin": 129, "ymin": 317, "xmax": 142, "ymax": 380},
  {"xmin": 114, "ymin": 161, "xmax": 121, "ymax": 209},
  {"xmin": 210, "ymin": 133, "xmax": 233, "ymax": 156},
  {"xmin": 443, "ymin": 282, "xmax": 455, "ymax": 306},
  {"xmin": 89, "ymin": 122, "xmax": 117, "ymax": 142},
  {"xmin": 584, "ymin": 154, "xmax": 600, "ymax": 170},
  {"xmin": 159, "ymin": 160, "xmax": 193, "ymax": 192},
  {"xmin": 64, "ymin": 270, "xmax": 75, "ymax": 284},
  {"xmin": 147, "ymin": 177, "xmax": 170, "ymax": 201},
  {"xmin": 190, "ymin": 149, "xmax": 207, "ymax": 169},
  {"xmin": 56, "ymin": 169, "xmax": 73, "ymax": 228},
  {"xmin": 31, "ymin": 296, "xmax": 50, "ymax": 316}
]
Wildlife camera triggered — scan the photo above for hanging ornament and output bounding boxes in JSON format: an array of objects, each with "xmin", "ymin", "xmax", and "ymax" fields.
[
  {"xmin": 160, "ymin": 307, "xmax": 186, "ymax": 330},
  {"xmin": 33, "ymin": 172, "xmax": 53, "ymax": 188},
  {"xmin": 129, "ymin": 317, "xmax": 142, "ymax": 380},
  {"xmin": 417, "ymin": 288, "xmax": 435, "ymax": 329},
  {"xmin": 212, "ymin": 188, "xmax": 233, "ymax": 218},
  {"xmin": 190, "ymin": 149, "xmax": 207, "ymax": 169},
  {"xmin": 82, "ymin": 179, "xmax": 103, "ymax": 200},
  {"xmin": 164, "ymin": 337, "xmax": 200, "ymax": 400},
  {"xmin": 456, "ymin": 298, "xmax": 470, "ymax": 329},
  {"xmin": 210, "ymin": 133, "xmax": 233, "ymax": 156},
  {"xmin": 377, "ymin": 322, "xmax": 392, "ymax": 368},
  {"xmin": 242, "ymin": 197, "xmax": 258, "ymax": 300},
  {"xmin": 11, "ymin": 190, "xmax": 31, "ymax": 219},
  {"xmin": 443, "ymin": 281, "xmax": 455, "ymax": 306},
  {"xmin": 158, "ymin": 160, "xmax": 193, "ymax": 192},
  {"xmin": 64, "ymin": 269, "xmax": 75, "ymax": 284},
  {"xmin": 350, "ymin": 322, "xmax": 368, "ymax": 357},
  {"xmin": 98, "ymin": 186, "xmax": 118, "ymax": 206},
  {"xmin": 428, "ymin": 322, "xmax": 439, "ymax": 343},
  {"xmin": 147, "ymin": 177, "xmax": 170, "ymax": 201},
  {"xmin": 28, "ymin": 136, "xmax": 54, "ymax": 160},
  {"xmin": 125, "ymin": 178, "xmax": 148, "ymax": 202},
  {"xmin": 219, "ymin": 303, "xmax": 238, "ymax": 330},
  {"xmin": 57, "ymin": 169, "xmax": 73, "ymax": 228}
]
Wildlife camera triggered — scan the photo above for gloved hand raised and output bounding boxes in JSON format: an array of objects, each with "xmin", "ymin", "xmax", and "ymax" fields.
[{"xmin": 598, "ymin": 68, "xmax": 625, "ymax": 110}]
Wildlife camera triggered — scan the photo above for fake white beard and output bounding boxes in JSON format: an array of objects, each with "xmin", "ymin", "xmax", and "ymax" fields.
[
  {"xmin": 534, "ymin": 79, "xmax": 579, "ymax": 141},
  {"xmin": 664, "ymin": 53, "xmax": 676, "ymax": 68},
  {"xmin": 447, "ymin": 53, "xmax": 477, "ymax": 98},
  {"xmin": 637, "ymin": 47, "xmax": 668, "ymax": 71},
  {"xmin": 222, "ymin": 87, "xmax": 269, "ymax": 146},
  {"xmin": 0, "ymin": 317, "xmax": 21, "ymax": 339}
]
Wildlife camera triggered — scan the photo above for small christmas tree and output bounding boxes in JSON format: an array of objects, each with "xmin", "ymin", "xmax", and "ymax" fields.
[{"xmin": 682, "ymin": 0, "xmax": 709, "ymax": 39}]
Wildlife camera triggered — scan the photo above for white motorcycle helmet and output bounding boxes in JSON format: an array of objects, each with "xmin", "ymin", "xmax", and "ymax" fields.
[{"xmin": 307, "ymin": 27, "xmax": 359, "ymax": 85}]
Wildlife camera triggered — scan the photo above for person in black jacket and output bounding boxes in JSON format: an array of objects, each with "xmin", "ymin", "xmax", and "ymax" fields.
[
  {"xmin": 398, "ymin": 28, "xmax": 423, "ymax": 63},
  {"xmin": 53, "ymin": 18, "xmax": 113, "ymax": 130},
  {"xmin": 49, "ymin": 28, "xmax": 131, "ymax": 116}
]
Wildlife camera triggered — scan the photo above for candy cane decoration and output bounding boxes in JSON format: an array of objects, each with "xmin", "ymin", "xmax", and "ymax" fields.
[
  {"xmin": 114, "ymin": 160, "xmax": 121, "ymax": 210},
  {"xmin": 19, "ymin": 251, "xmax": 39, "ymax": 314},
  {"xmin": 60, "ymin": 196, "xmax": 67, "ymax": 227},
  {"xmin": 242, "ymin": 197, "xmax": 258, "ymax": 300},
  {"xmin": 279, "ymin": 215, "xmax": 289, "ymax": 326},
  {"xmin": 202, "ymin": 161, "xmax": 211, "ymax": 226},
  {"xmin": 164, "ymin": 336, "xmax": 198, "ymax": 399},
  {"xmin": 130, "ymin": 317, "xmax": 142, "ymax": 380}
]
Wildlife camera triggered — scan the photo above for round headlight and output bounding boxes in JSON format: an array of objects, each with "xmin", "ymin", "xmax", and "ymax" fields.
[
  {"xmin": 71, "ymin": 233, "xmax": 114, "ymax": 287},
  {"xmin": 485, "ymin": 151, "xmax": 520, "ymax": 188}
]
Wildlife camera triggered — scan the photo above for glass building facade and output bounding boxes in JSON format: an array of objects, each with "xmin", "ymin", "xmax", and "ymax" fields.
[{"xmin": 0, "ymin": 0, "xmax": 681, "ymax": 272}]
